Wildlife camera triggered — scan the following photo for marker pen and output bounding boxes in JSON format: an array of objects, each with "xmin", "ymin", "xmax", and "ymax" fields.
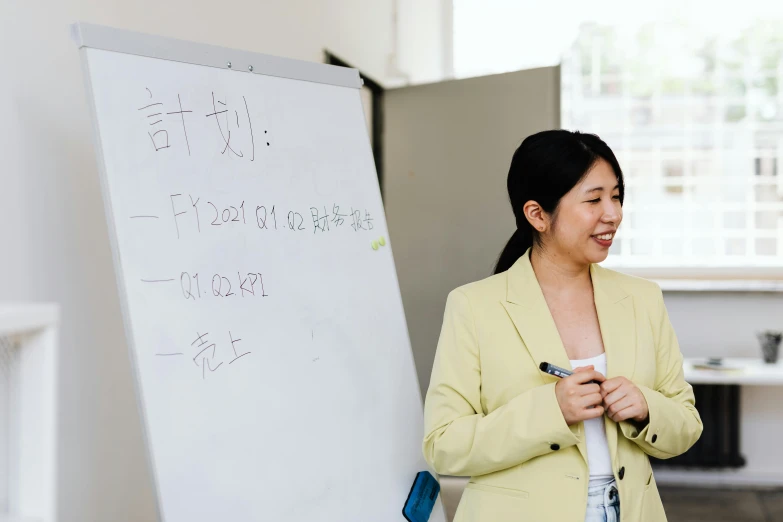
[{"xmin": 539, "ymin": 361, "xmax": 602, "ymax": 384}]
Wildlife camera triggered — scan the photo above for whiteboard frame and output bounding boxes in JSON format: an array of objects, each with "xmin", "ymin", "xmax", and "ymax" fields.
[
  {"xmin": 74, "ymin": 32, "xmax": 165, "ymax": 522},
  {"xmin": 70, "ymin": 22, "xmax": 362, "ymax": 89}
]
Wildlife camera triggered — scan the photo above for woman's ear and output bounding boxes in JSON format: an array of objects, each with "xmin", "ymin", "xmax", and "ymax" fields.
[{"xmin": 523, "ymin": 200, "xmax": 549, "ymax": 233}]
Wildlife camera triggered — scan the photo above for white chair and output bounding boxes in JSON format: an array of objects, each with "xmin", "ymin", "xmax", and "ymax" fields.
[{"xmin": 0, "ymin": 304, "xmax": 59, "ymax": 522}]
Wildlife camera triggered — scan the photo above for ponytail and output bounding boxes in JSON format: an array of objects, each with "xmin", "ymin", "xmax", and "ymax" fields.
[{"xmin": 494, "ymin": 226, "xmax": 534, "ymax": 274}]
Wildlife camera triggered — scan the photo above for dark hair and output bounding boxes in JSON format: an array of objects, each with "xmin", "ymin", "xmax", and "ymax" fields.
[{"xmin": 493, "ymin": 130, "xmax": 625, "ymax": 274}]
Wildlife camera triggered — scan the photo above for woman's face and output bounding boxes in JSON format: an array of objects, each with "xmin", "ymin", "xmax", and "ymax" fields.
[{"xmin": 546, "ymin": 159, "xmax": 623, "ymax": 265}]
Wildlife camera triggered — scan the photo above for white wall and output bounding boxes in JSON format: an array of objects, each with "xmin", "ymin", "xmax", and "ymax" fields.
[
  {"xmin": 0, "ymin": 2, "xmax": 444, "ymax": 521},
  {"xmin": 396, "ymin": 0, "xmax": 453, "ymax": 85}
]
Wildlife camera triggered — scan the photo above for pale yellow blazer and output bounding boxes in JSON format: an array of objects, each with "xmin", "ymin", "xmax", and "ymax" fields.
[{"xmin": 423, "ymin": 250, "xmax": 703, "ymax": 522}]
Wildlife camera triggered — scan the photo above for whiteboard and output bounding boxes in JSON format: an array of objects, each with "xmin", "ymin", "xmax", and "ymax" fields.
[{"xmin": 75, "ymin": 23, "xmax": 444, "ymax": 522}]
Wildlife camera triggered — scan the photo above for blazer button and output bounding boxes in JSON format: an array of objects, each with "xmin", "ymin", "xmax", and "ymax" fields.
[
  {"xmin": 618, "ymin": 467, "xmax": 625, "ymax": 480},
  {"xmin": 550, "ymin": 443, "xmax": 560, "ymax": 451},
  {"xmin": 652, "ymin": 434, "xmax": 658, "ymax": 443}
]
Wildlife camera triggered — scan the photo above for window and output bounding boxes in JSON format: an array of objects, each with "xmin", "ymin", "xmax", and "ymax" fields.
[
  {"xmin": 454, "ymin": 1, "xmax": 783, "ymax": 275},
  {"xmin": 561, "ymin": 18, "xmax": 783, "ymax": 270}
]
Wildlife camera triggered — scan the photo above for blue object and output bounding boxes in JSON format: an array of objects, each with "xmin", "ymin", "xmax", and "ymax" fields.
[{"xmin": 402, "ymin": 471, "xmax": 440, "ymax": 522}]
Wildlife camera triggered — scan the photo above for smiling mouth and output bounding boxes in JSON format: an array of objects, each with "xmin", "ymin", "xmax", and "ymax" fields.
[{"xmin": 592, "ymin": 233, "xmax": 614, "ymax": 241}]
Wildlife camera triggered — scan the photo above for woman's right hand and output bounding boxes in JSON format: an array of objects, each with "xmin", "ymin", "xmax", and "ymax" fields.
[{"xmin": 555, "ymin": 365, "xmax": 606, "ymax": 426}]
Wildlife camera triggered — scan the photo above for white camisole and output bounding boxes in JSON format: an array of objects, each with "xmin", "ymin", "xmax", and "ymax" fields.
[{"xmin": 568, "ymin": 352, "xmax": 614, "ymax": 487}]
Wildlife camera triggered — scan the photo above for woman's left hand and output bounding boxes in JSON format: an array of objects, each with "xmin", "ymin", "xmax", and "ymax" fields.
[{"xmin": 600, "ymin": 377, "xmax": 649, "ymax": 423}]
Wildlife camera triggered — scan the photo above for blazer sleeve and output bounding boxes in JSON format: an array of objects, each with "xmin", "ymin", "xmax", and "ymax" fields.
[
  {"xmin": 619, "ymin": 285, "xmax": 703, "ymax": 459},
  {"xmin": 422, "ymin": 289, "xmax": 580, "ymax": 477}
]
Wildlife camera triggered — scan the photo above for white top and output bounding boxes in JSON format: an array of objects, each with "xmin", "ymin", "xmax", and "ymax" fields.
[{"xmin": 569, "ymin": 353, "xmax": 614, "ymax": 486}]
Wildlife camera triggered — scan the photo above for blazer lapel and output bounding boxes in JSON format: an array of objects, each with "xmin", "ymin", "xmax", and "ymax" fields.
[
  {"xmin": 590, "ymin": 263, "xmax": 636, "ymax": 466},
  {"xmin": 501, "ymin": 251, "xmax": 572, "ymax": 378},
  {"xmin": 590, "ymin": 264, "xmax": 636, "ymax": 381},
  {"xmin": 501, "ymin": 251, "xmax": 588, "ymax": 465}
]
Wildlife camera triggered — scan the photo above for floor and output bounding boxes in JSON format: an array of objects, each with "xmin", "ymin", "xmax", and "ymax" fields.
[{"xmin": 660, "ymin": 486, "xmax": 783, "ymax": 522}]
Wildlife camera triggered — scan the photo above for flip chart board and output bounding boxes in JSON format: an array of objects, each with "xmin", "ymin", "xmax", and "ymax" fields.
[{"xmin": 74, "ymin": 22, "xmax": 444, "ymax": 522}]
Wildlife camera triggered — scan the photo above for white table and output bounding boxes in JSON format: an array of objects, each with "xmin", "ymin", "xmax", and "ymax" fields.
[
  {"xmin": 683, "ymin": 357, "xmax": 783, "ymax": 386},
  {"xmin": 651, "ymin": 357, "xmax": 783, "ymax": 487}
]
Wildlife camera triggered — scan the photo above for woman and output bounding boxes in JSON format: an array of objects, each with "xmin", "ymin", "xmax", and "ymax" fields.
[{"xmin": 422, "ymin": 130, "xmax": 702, "ymax": 522}]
